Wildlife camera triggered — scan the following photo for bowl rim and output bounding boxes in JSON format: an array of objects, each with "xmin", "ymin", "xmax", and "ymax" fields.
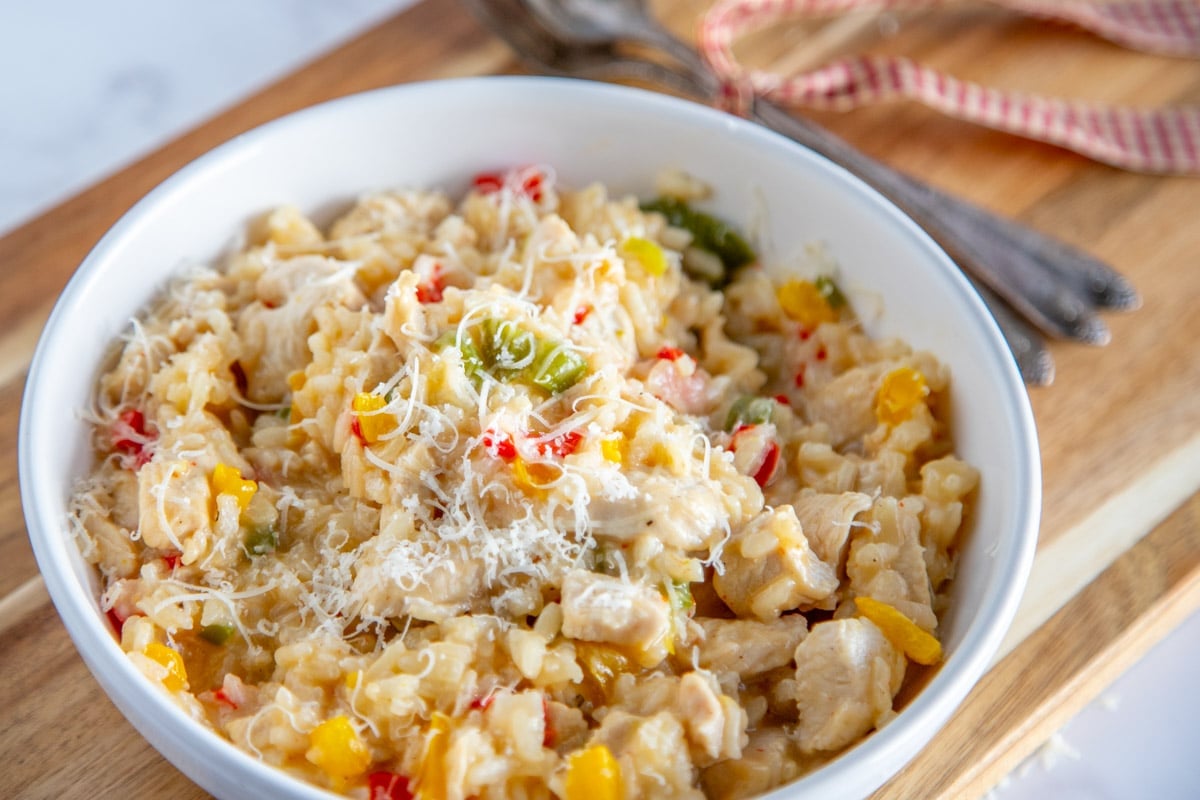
[{"xmin": 19, "ymin": 75, "xmax": 1041, "ymax": 800}]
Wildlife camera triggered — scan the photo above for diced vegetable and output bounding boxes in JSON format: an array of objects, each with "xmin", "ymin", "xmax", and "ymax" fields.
[
  {"xmin": 415, "ymin": 263, "xmax": 445, "ymax": 304},
  {"xmin": 600, "ymin": 437, "xmax": 623, "ymax": 464},
  {"xmin": 521, "ymin": 169, "xmax": 546, "ymax": 202},
  {"xmin": 669, "ymin": 579, "xmax": 695, "ymax": 613},
  {"xmin": 434, "ymin": 331, "xmax": 484, "ymax": 383},
  {"xmin": 512, "ymin": 457, "xmax": 556, "ymax": 494},
  {"xmin": 753, "ymin": 442, "xmax": 781, "ymax": 488},
  {"xmin": 112, "ymin": 408, "xmax": 145, "ymax": 450},
  {"xmin": 529, "ymin": 338, "xmax": 588, "ymax": 395},
  {"xmin": 855, "ymin": 596, "xmax": 942, "ymax": 665},
  {"xmin": 352, "ymin": 392, "xmax": 392, "ymax": 443},
  {"xmin": 143, "ymin": 642, "xmax": 188, "ymax": 692},
  {"xmin": 469, "ymin": 318, "xmax": 589, "ymax": 394},
  {"xmin": 212, "ymin": 463, "xmax": 257, "ymax": 512},
  {"xmin": 537, "ymin": 430, "xmax": 583, "ymax": 458},
  {"xmin": 660, "ymin": 578, "xmax": 696, "ymax": 657},
  {"xmin": 106, "ymin": 608, "xmax": 127, "ymax": 636},
  {"xmin": 199, "ymin": 622, "xmax": 235, "ymax": 646},
  {"xmin": 469, "ymin": 693, "xmax": 496, "ymax": 711},
  {"xmin": 641, "ymin": 196, "xmax": 755, "ymax": 285},
  {"xmin": 415, "ymin": 713, "xmax": 451, "ymax": 800},
  {"xmin": 481, "ymin": 318, "xmax": 537, "ymax": 378},
  {"xmin": 112, "ymin": 408, "xmax": 154, "ymax": 467},
  {"xmin": 814, "ymin": 274, "xmax": 847, "ymax": 308},
  {"xmin": 482, "ymin": 429, "xmax": 517, "ymax": 462},
  {"xmin": 575, "ymin": 643, "xmax": 632, "ymax": 693},
  {"xmin": 724, "ymin": 396, "xmax": 776, "ymax": 430},
  {"xmin": 473, "ymin": 172, "xmax": 504, "ymax": 193},
  {"xmin": 620, "ymin": 237, "xmax": 667, "ymax": 277},
  {"xmin": 777, "ymin": 280, "xmax": 837, "ymax": 328},
  {"xmin": 307, "ymin": 715, "xmax": 371, "ymax": 784},
  {"xmin": 875, "ymin": 367, "xmax": 929, "ymax": 425},
  {"xmin": 472, "ymin": 167, "xmax": 546, "ymax": 202},
  {"xmin": 656, "ymin": 346, "xmax": 685, "ymax": 361},
  {"xmin": 244, "ymin": 523, "xmax": 278, "ymax": 556},
  {"xmin": 730, "ymin": 424, "xmax": 781, "ymax": 488},
  {"xmin": 564, "ymin": 744, "xmax": 624, "ymax": 800},
  {"xmin": 368, "ymin": 771, "xmax": 414, "ymax": 800}
]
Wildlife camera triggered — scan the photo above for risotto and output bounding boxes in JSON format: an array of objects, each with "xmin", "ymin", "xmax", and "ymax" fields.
[{"xmin": 71, "ymin": 166, "xmax": 978, "ymax": 799}]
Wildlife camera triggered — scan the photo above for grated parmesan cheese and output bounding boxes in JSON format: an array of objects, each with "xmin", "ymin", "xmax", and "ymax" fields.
[{"xmin": 70, "ymin": 169, "xmax": 976, "ymax": 799}]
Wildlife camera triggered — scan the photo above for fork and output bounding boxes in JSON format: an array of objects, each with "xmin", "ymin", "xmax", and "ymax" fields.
[{"xmin": 461, "ymin": 0, "xmax": 1140, "ymax": 385}]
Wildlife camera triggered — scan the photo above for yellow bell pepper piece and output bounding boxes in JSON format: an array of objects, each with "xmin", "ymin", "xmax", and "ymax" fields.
[
  {"xmin": 513, "ymin": 457, "xmax": 556, "ymax": 495},
  {"xmin": 777, "ymin": 279, "xmax": 837, "ymax": 328},
  {"xmin": 856, "ymin": 596, "xmax": 942, "ymax": 665},
  {"xmin": 143, "ymin": 642, "xmax": 188, "ymax": 692},
  {"xmin": 307, "ymin": 715, "xmax": 371, "ymax": 784},
  {"xmin": 352, "ymin": 392, "xmax": 393, "ymax": 443},
  {"xmin": 874, "ymin": 367, "xmax": 929, "ymax": 426},
  {"xmin": 564, "ymin": 744, "xmax": 624, "ymax": 800},
  {"xmin": 415, "ymin": 712, "xmax": 451, "ymax": 800},
  {"xmin": 212, "ymin": 462, "xmax": 257, "ymax": 512},
  {"xmin": 620, "ymin": 237, "xmax": 667, "ymax": 277}
]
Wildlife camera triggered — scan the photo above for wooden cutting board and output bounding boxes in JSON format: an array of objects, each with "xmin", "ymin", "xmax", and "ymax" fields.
[{"xmin": 1, "ymin": 1, "xmax": 1197, "ymax": 797}]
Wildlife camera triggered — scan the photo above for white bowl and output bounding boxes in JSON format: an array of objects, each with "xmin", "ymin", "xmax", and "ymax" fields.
[{"xmin": 20, "ymin": 76, "xmax": 1040, "ymax": 800}]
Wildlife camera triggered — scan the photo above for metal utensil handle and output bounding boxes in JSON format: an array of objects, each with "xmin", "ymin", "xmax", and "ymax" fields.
[
  {"xmin": 747, "ymin": 100, "xmax": 1056, "ymax": 383},
  {"xmin": 751, "ymin": 100, "xmax": 1127, "ymax": 344}
]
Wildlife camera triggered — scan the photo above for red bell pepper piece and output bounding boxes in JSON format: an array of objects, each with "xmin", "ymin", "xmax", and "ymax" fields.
[{"xmin": 367, "ymin": 771, "xmax": 413, "ymax": 800}]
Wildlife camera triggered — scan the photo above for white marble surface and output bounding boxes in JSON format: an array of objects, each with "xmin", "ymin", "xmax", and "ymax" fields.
[
  {"xmin": 0, "ymin": 0, "xmax": 412, "ymax": 233},
  {"xmin": 3, "ymin": 1, "xmax": 1197, "ymax": 798}
]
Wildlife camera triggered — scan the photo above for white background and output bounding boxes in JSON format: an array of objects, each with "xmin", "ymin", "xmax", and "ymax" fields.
[{"xmin": 2, "ymin": 1, "xmax": 1197, "ymax": 797}]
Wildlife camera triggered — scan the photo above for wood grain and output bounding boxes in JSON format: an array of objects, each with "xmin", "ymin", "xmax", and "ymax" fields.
[
  {"xmin": 875, "ymin": 493, "xmax": 1200, "ymax": 799},
  {"xmin": 0, "ymin": 602, "xmax": 209, "ymax": 800},
  {"xmin": 1, "ymin": 0, "xmax": 1198, "ymax": 798}
]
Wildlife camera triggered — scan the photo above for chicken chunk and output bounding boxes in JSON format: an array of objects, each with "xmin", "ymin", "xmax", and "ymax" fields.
[
  {"xmin": 791, "ymin": 489, "xmax": 873, "ymax": 570},
  {"xmin": 695, "ymin": 616, "xmax": 808, "ymax": 679},
  {"xmin": 804, "ymin": 365, "xmax": 881, "ymax": 448},
  {"xmin": 237, "ymin": 254, "xmax": 365, "ymax": 402},
  {"xmin": 791, "ymin": 618, "xmax": 905, "ymax": 753},
  {"xmin": 847, "ymin": 496, "xmax": 936, "ymax": 631},
  {"xmin": 589, "ymin": 475, "xmax": 733, "ymax": 551},
  {"xmin": 560, "ymin": 570, "xmax": 671, "ymax": 667},
  {"xmin": 700, "ymin": 727, "xmax": 818, "ymax": 800},
  {"xmin": 612, "ymin": 671, "xmax": 747, "ymax": 766},
  {"xmin": 676, "ymin": 671, "xmax": 747, "ymax": 764},
  {"xmin": 351, "ymin": 537, "xmax": 485, "ymax": 622},
  {"xmin": 592, "ymin": 711, "xmax": 705, "ymax": 800},
  {"xmin": 136, "ymin": 458, "xmax": 212, "ymax": 562},
  {"xmin": 713, "ymin": 506, "xmax": 838, "ymax": 621},
  {"xmin": 918, "ymin": 456, "xmax": 980, "ymax": 590}
]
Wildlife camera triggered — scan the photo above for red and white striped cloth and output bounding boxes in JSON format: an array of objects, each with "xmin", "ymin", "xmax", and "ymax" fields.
[{"xmin": 698, "ymin": 0, "xmax": 1200, "ymax": 174}]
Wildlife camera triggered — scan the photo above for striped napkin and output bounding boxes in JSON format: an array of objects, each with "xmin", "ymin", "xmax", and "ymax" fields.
[{"xmin": 699, "ymin": 0, "xmax": 1200, "ymax": 174}]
